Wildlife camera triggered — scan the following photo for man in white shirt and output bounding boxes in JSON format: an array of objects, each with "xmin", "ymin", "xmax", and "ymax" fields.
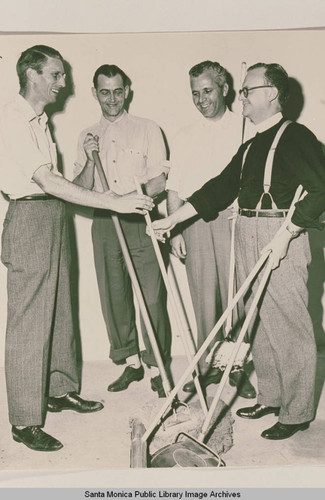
[
  {"xmin": 0, "ymin": 45, "xmax": 153, "ymax": 452},
  {"xmin": 74, "ymin": 64, "xmax": 171, "ymax": 397},
  {"xmin": 167, "ymin": 60, "xmax": 256, "ymax": 398}
]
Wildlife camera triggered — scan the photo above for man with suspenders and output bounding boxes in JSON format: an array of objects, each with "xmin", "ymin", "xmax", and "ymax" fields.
[{"xmin": 153, "ymin": 63, "xmax": 325, "ymax": 440}]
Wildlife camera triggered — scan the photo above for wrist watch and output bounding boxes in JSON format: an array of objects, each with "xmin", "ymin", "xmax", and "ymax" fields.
[{"xmin": 286, "ymin": 225, "xmax": 301, "ymax": 238}]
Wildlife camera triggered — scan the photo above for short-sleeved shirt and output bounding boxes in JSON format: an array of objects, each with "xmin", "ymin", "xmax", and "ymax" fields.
[
  {"xmin": 74, "ymin": 110, "xmax": 167, "ymax": 195},
  {"xmin": 166, "ymin": 108, "xmax": 242, "ymax": 200},
  {"xmin": 0, "ymin": 94, "xmax": 59, "ymax": 199}
]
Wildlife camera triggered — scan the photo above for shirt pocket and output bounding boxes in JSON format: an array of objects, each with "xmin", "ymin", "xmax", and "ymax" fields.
[{"xmin": 118, "ymin": 148, "xmax": 147, "ymax": 179}]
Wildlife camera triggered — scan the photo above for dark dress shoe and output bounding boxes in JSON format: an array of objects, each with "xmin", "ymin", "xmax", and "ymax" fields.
[
  {"xmin": 107, "ymin": 365, "xmax": 144, "ymax": 392},
  {"xmin": 229, "ymin": 369, "xmax": 256, "ymax": 399},
  {"xmin": 182, "ymin": 368, "xmax": 223, "ymax": 393},
  {"xmin": 12, "ymin": 426, "xmax": 63, "ymax": 452},
  {"xmin": 151, "ymin": 375, "xmax": 166, "ymax": 398},
  {"xmin": 47, "ymin": 392, "xmax": 104, "ymax": 413},
  {"xmin": 261, "ymin": 421, "xmax": 309, "ymax": 440},
  {"xmin": 236, "ymin": 403, "xmax": 280, "ymax": 419}
]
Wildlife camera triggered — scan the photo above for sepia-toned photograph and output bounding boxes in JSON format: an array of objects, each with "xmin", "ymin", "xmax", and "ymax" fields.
[{"xmin": 0, "ymin": 27, "xmax": 325, "ymax": 486}]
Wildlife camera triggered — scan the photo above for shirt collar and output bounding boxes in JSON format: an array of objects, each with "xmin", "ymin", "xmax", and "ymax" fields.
[
  {"xmin": 255, "ymin": 112, "xmax": 283, "ymax": 133},
  {"xmin": 15, "ymin": 94, "xmax": 48, "ymax": 126},
  {"xmin": 99, "ymin": 109, "xmax": 127, "ymax": 129},
  {"xmin": 199, "ymin": 107, "xmax": 232, "ymax": 128}
]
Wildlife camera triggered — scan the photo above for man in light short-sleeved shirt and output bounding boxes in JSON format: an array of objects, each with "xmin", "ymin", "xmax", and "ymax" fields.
[{"xmin": 74, "ymin": 64, "xmax": 171, "ymax": 397}]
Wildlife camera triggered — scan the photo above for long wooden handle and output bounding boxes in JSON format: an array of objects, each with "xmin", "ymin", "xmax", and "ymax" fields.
[
  {"xmin": 134, "ymin": 177, "xmax": 208, "ymax": 415},
  {"xmin": 92, "ymin": 151, "xmax": 172, "ymax": 396},
  {"xmin": 240, "ymin": 61, "xmax": 247, "ymax": 144},
  {"xmin": 197, "ymin": 183, "xmax": 305, "ymax": 440},
  {"xmin": 198, "ymin": 256, "xmax": 274, "ymax": 440},
  {"xmin": 142, "ymin": 250, "xmax": 270, "ymax": 442}
]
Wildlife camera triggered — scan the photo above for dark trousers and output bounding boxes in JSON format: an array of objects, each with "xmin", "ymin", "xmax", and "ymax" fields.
[
  {"xmin": 1, "ymin": 200, "xmax": 79, "ymax": 426},
  {"xmin": 92, "ymin": 211, "xmax": 171, "ymax": 367}
]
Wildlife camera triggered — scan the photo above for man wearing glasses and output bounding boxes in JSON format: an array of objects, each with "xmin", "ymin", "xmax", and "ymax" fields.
[
  {"xmin": 153, "ymin": 63, "xmax": 325, "ymax": 440},
  {"xmin": 166, "ymin": 60, "xmax": 256, "ymax": 399}
]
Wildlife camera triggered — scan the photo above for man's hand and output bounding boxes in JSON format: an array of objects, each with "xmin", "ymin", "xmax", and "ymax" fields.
[
  {"xmin": 151, "ymin": 202, "xmax": 197, "ymax": 242},
  {"xmin": 151, "ymin": 215, "xmax": 177, "ymax": 242},
  {"xmin": 261, "ymin": 229, "xmax": 294, "ymax": 270},
  {"xmin": 83, "ymin": 133, "xmax": 99, "ymax": 161},
  {"xmin": 170, "ymin": 234, "xmax": 187, "ymax": 259},
  {"xmin": 105, "ymin": 192, "xmax": 154, "ymax": 214}
]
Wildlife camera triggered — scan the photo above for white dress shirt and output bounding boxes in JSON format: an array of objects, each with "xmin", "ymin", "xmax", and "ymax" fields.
[{"xmin": 166, "ymin": 108, "xmax": 242, "ymax": 200}]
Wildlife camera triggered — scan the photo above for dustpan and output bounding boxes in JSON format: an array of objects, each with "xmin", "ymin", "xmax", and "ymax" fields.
[{"xmin": 150, "ymin": 432, "xmax": 225, "ymax": 468}]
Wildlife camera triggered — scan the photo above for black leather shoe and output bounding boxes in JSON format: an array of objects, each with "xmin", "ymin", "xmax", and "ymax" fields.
[
  {"xmin": 236, "ymin": 403, "xmax": 280, "ymax": 419},
  {"xmin": 229, "ymin": 369, "xmax": 256, "ymax": 399},
  {"xmin": 107, "ymin": 365, "xmax": 144, "ymax": 392},
  {"xmin": 182, "ymin": 368, "xmax": 223, "ymax": 393},
  {"xmin": 261, "ymin": 421, "xmax": 309, "ymax": 440},
  {"xmin": 12, "ymin": 425, "xmax": 63, "ymax": 452},
  {"xmin": 47, "ymin": 392, "xmax": 104, "ymax": 413},
  {"xmin": 151, "ymin": 375, "xmax": 166, "ymax": 398}
]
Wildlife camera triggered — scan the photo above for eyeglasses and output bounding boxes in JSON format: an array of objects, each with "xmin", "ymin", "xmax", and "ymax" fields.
[{"xmin": 239, "ymin": 85, "xmax": 273, "ymax": 98}]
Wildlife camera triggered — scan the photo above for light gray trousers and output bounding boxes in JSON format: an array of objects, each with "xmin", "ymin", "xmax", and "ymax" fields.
[
  {"xmin": 1, "ymin": 200, "xmax": 79, "ymax": 426},
  {"xmin": 182, "ymin": 209, "xmax": 237, "ymax": 372},
  {"xmin": 235, "ymin": 215, "xmax": 316, "ymax": 424}
]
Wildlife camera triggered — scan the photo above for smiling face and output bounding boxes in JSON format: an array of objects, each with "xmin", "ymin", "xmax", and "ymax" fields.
[
  {"xmin": 190, "ymin": 69, "xmax": 228, "ymax": 121},
  {"xmin": 239, "ymin": 67, "xmax": 274, "ymax": 125},
  {"xmin": 92, "ymin": 73, "xmax": 129, "ymax": 122},
  {"xmin": 32, "ymin": 57, "xmax": 66, "ymax": 107}
]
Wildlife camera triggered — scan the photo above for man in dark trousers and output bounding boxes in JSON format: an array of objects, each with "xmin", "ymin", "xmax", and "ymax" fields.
[
  {"xmin": 0, "ymin": 45, "xmax": 154, "ymax": 452},
  {"xmin": 74, "ymin": 64, "xmax": 171, "ymax": 397},
  {"xmin": 153, "ymin": 62, "xmax": 325, "ymax": 440}
]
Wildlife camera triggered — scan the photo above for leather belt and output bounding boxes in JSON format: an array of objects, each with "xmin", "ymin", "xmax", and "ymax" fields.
[
  {"xmin": 238, "ymin": 208, "xmax": 289, "ymax": 218},
  {"xmin": 14, "ymin": 194, "xmax": 59, "ymax": 201}
]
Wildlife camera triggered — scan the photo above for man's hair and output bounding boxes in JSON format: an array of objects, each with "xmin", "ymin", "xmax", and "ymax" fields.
[
  {"xmin": 189, "ymin": 60, "xmax": 229, "ymax": 88},
  {"xmin": 93, "ymin": 64, "xmax": 131, "ymax": 89},
  {"xmin": 17, "ymin": 45, "xmax": 63, "ymax": 93},
  {"xmin": 248, "ymin": 62, "xmax": 289, "ymax": 107}
]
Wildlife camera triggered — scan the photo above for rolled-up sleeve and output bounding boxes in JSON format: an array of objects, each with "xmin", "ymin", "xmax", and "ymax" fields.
[
  {"xmin": 166, "ymin": 134, "xmax": 184, "ymax": 197},
  {"xmin": 73, "ymin": 130, "xmax": 88, "ymax": 179},
  {"xmin": 146, "ymin": 120, "xmax": 167, "ymax": 179}
]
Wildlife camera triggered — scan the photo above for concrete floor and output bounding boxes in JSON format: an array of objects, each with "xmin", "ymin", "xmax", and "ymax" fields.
[{"xmin": 1, "ymin": 351, "xmax": 325, "ymax": 475}]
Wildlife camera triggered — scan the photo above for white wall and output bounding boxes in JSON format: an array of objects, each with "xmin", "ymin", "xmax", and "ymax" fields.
[{"xmin": 0, "ymin": 30, "xmax": 325, "ymax": 366}]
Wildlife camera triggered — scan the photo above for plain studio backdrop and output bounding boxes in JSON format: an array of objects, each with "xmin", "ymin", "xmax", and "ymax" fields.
[{"xmin": 0, "ymin": 29, "xmax": 325, "ymax": 367}]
